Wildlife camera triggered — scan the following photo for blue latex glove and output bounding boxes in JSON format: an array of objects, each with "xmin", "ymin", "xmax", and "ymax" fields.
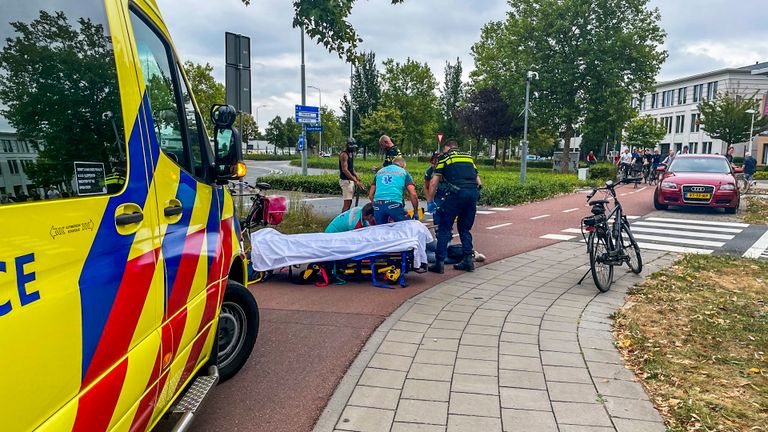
[{"xmin": 427, "ymin": 201, "xmax": 437, "ymax": 214}]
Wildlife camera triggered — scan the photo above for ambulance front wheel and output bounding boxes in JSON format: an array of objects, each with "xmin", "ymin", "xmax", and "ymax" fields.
[{"xmin": 216, "ymin": 280, "xmax": 259, "ymax": 382}]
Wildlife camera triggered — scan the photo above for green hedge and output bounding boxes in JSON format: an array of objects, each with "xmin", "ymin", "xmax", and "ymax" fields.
[
  {"xmin": 754, "ymin": 171, "xmax": 768, "ymax": 180},
  {"xmin": 588, "ymin": 163, "xmax": 618, "ymax": 181},
  {"xmin": 259, "ymin": 171, "xmax": 595, "ymax": 207},
  {"xmin": 244, "ymin": 153, "xmax": 298, "ymax": 161}
]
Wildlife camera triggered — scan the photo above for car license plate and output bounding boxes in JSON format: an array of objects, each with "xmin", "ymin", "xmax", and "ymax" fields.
[{"xmin": 686, "ymin": 192, "xmax": 711, "ymax": 199}]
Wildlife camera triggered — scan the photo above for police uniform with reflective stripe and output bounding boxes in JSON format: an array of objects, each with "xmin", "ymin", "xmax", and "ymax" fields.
[
  {"xmin": 105, "ymin": 171, "xmax": 126, "ymax": 194},
  {"xmin": 433, "ymin": 149, "xmax": 479, "ymax": 263},
  {"xmin": 382, "ymin": 146, "xmax": 403, "ymax": 167}
]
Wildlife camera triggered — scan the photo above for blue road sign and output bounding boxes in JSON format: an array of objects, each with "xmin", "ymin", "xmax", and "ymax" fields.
[
  {"xmin": 305, "ymin": 125, "xmax": 323, "ymax": 132},
  {"xmin": 297, "ymin": 134, "xmax": 305, "ymax": 151},
  {"xmin": 295, "ymin": 104, "xmax": 319, "ymax": 124}
]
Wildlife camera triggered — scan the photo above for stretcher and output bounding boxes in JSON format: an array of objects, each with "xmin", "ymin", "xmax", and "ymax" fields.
[{"xmin": 250, "ymin": 220, "xmax": 432, "ymax": 288}]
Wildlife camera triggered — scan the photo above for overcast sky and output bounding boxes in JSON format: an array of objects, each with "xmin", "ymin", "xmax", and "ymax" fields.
[
  {"xmin": 156, "ymin": 0, "xmax": 768, "ymax": 130},
  {"xmin": 2, "ymin": 0, "xmax": 766, "ymax": 133}
]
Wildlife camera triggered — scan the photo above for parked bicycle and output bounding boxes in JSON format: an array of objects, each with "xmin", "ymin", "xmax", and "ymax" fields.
[
  {"xmin": 229, "ymin": 181, "xmax": 287, "ymax": 283},
  {"xmin": 579, "ymin": 179, "xmax": 643, "ymax": 292}
]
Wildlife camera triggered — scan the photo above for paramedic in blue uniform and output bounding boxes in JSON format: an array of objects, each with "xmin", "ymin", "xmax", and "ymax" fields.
[
  {"xmin": 427, "ymin": 138, "xmax": 481, "ymax": 274},
  {"xmin": 368, "ymin": 157, "xmax": 419, "ymax": 225},
  {"xmin": 324, "ymin": 203, "xmax": 376, "ymax": 233}
]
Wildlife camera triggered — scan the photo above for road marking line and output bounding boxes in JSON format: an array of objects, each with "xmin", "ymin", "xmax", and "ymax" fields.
[
  {"xmin": 634, "ymin": 187, "xmax": 647, "ymax": 193},
  {"xmin": 487, "ymin": 223, "xmax": 513, "ymax": 230},
  {"xmin": 540, "ymin": 234, "xmax": 576, "ymax": 241},
  {"xmin": 304, "ymin": 197, "xmax": 335, "ymax": 201},
  {"xmin": 562, "ymin": 228, "xmax": 582, "ymax": 234},
  {"xmin": 633, "ymin": 221, "xmax": 742, "ymax": 233},
  {"xmin": 530, "ymin": 214, "xmax": 550, "ymax": 220},
  {"xmin": 626, "ymin": 215, "xmax": 640, "ymax": 220},
  {"xmin": 635, "ymin": 242, "xmax": 713, "ymax": 255},
  {"xmin": 631, "ymin": 226, "xmax": 734, "ymax": 240},
  {"xmin": 489, "ymin": 207, "xmax": 512, "ymax": 211},
  {"xmin": 631, "ymin": 234, "xmax": 725, "ymax": 248},
  {"xmin": 476, "ymin": 210, "xmax": 496, "ymax": 215},
  {"xmin": 620, "ymin": 193, "xmax": 628, "ymax": 196},
  {"xmin": 646, "ymin": 217, "xmax": 748, "ymax": 228},
  {"xmin": 562, "ymin": 208, "xmax": 579, "ymax": 213},
  {"xmin": 743, "ymin": 230, "xmax": 768, "ymax": 258}
]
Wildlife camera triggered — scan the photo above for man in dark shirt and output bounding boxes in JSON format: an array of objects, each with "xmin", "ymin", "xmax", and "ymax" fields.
[
  {"xmin": 426, "ymin": 138, "xmax": 481, "ymax": 273},
  {"xmin": 378, "ymin": 134, "xmax": 403, "ymax": 167},
  {"xmin": 338, "ymin": 138, "xmax": 365, "ymax": 212}
]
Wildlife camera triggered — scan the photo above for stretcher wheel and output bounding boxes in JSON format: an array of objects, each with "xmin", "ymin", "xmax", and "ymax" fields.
[{"xmin": 250, "ymin": 270, "xmax": 272, "ymax": 284}]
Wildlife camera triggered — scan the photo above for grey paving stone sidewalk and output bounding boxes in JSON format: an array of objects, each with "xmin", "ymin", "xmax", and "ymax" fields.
[{"xmin": 315, "ymin": 242, "xmax": 676, "ymax": 432}]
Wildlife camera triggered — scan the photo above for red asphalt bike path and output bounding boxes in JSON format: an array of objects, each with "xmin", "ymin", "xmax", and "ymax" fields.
[{"xmin": 190, "ymin": 184, "xmax": 656, "ymax": 432}]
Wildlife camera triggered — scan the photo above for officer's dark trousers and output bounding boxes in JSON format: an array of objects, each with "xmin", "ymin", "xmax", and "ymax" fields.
[{"xmin": 435, "ymin": 188, "xmax": 479, "ymax": 261}]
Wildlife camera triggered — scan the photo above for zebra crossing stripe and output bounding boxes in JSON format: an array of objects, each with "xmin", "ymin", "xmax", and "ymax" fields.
[
  {"xmin": 646, "ymin": 217, "xmax": 748, "ymax": 228},
  {"xmin": 489, "ymin": 207, "xmax": 512, "ymax": 211},
  {"xmin": 476, "ymin": 210, "xmax": 496, "ymax": 215},
  {"xmin": 631, "ymin": 226, "xmax": 734, "ymax": 240},
  {"xmin": 561, "ymin": 228, "xmax": 582, "ymax": 234},
  {"xmin": 633, "ymin": 221, "xmax": 742, "ymax": 233},
  {"xmin": 743, "ymin": 230, "xmax": 768, "ymax": 258},
  {"xmin": 631, "ymin": 233, "xmax": 725, "ymax": 248},
  {"xmin": 635, "ymin": 242, "xmax": 713, "ymax": 255}
]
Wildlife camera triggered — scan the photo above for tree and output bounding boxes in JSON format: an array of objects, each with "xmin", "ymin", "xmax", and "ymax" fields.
[
  {"xmin": 380, "ymin": 57, "xmax": 439, "ymax": 155},
  {"xmin": 624, "ymin": 115, "xmax": 666, "ymax": 150},
  {"xmin": 458, "ymin": 87, "xmax": 517, "ymax": 165},
  {"xmin": 471, "ymin": 0, "xmax": 666, "ymax": 172},
  {"xmin": 237, "ymin": 113, "xmax": 262, "ymax": 142},
  {"xmin": 265, "ymin": 115, "xmax": 286, "ymax": 153},
  {"xmin": 352, "ymin": 51, "xmax": 382, "ymax": 122},
  {"xmin": 439, "ymin": 58, "xmax": 464, "ymax": 140},
  {"xmin": 357, "ymin": 106, "xmax": 405, "ymax": 155},
  {"xmin": 284, "ymin": 117, "xmax": 302, "ymax": 151},
  {"xmin": 339, "ymin": 94, "xmax": 359, "ymax": 142},
  {"xmin": 184, "ymin": 61, "xmax": 225, "ymax": 132},
  {"xmin": 699, "ymin": 92, "xmax": 768, "ymax": 147},
  {"xmin": 319, "ymin": 107, "xmax": 343, "ymax": 152},
  {"xmin": 0, "ymin": 10, "xmax": 123, "ymax": 189}
]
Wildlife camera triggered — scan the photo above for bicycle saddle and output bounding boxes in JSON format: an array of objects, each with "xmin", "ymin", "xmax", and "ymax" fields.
[
  {"xmin": 589, "ymin": 199, "xmax": 609, "ymax": 206},
  {"xmin": 255, "ymin": 182, "xmax": 271, "ymax": 190}
]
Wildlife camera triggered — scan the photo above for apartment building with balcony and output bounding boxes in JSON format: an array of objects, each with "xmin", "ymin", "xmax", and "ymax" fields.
[{"xmin": 633, "ymin": 62, "xmax": 768, "ymax": 157}]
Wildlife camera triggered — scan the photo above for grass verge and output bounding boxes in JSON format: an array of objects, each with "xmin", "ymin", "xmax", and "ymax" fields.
[
  {"xmin": 614, "ymin": 255, "xmax": 768, "ymax": 431},
  {"xmin": 272, "ymin": 203, "xmax": 331, "ymax": 234},
  {"xmin": 743, "ymin": 197, "xmax": 768, "ymax": 225}
]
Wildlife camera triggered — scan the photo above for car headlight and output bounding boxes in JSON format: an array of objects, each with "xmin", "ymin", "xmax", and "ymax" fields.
[
  {"xmin": 720, "ymin": 183, "xmax": 736, "ymax": 191},
  {"xmin": 661, "ymin": 181, "xmax": 678, "ymax": 190}
]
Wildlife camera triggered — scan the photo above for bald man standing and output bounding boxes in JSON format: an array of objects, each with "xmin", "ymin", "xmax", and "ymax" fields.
[{"xmin": 378, "ymin": 134, "xmax": 403, "ymax": 167}]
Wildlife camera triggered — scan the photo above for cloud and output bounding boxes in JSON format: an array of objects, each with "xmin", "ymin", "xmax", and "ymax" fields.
[{"xmin": 682, "ymin": 42, "xmax": 768, "ymax": 68}]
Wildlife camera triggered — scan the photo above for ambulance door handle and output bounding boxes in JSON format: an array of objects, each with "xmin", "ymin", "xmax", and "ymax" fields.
[
  {"xmin": 164, "ymin": 204, "xmax": 183, "ymax": 217},
  {"xmin": 115, "ymin": 212, "xmax": 143, "ymax": 225}
]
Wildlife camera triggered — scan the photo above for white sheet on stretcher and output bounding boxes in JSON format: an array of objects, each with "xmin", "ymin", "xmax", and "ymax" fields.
[{"xmin": 250, "ymin": 220, "xmax": 433, "ymax": 271}]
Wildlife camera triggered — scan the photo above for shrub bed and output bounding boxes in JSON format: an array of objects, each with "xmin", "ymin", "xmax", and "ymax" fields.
[
  {"xmin": 588, "ymin": 163, "xmax": 617, "ymax": 181},
  {"xmin": 259, "ymin": 170, "xmax": 594, "ymax": 207}
]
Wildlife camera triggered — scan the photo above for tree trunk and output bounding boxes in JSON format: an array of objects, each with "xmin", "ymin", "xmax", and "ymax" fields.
[
  {"xmin": 493, "ymin": 139, "xmax": 499, "ymax": 168},
  {"xmin": 561, "ymin": 124, "xmax": 574, "ymax": 173}
]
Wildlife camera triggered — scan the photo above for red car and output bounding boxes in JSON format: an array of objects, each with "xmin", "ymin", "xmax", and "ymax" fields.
[{"xmin": 653, "ymin": 154, "xmax": 741, "ymax": 214}]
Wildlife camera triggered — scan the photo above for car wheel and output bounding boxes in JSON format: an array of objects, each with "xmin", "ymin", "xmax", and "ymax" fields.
[
  {"xmin": 653, "ymin": 189, "xmax": 668, "ymax": 210},
  {"xmin": 216, "ymin": 280, "xmax": 259, "ymax": 382}
]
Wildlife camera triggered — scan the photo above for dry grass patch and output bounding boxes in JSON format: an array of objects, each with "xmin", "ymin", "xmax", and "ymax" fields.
[
  {"xmin": 614, "ymin": 255, "xmax": 768, "ymax": 431},
  {"xmin": 743, "ymin": 197, "xmax": 768, "ymax": 225}
]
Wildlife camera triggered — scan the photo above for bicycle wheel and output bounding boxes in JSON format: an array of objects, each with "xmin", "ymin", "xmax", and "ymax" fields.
[
  {"xmin": 620, "ymin": 223, "xmax": 643, "ymax": 274},
  {"xmin": 588, "ymin": 231, "xmax": 614, "ymax": 292}
]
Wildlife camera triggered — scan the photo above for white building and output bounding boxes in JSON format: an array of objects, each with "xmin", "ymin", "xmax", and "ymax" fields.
[
  {"xmin": 633, "ymin": 62, "xmax": 768, "ymax": 156},
  {"xmin": 0, "ymin": 130, "xmax": 39, "ymax": 199}
]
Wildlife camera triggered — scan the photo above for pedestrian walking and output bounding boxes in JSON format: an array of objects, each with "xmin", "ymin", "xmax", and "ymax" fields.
[
  {"xmin": 744, "ymin": 152, "xmax": 757, "ymax": 185},
  {"xmin": 427, "ymin": 138, "xmax": 481, "ymax": 274},
  {"xmin": 368, "ymin": 157, "xmax": 419, "ymax": 225},
  {"xmin": 338, "ymin": 138, "xmax": 366, "ymax": 212},
  {"xmin": 378, "ymin": 134, "xmax": 403, "ymax": 168}
]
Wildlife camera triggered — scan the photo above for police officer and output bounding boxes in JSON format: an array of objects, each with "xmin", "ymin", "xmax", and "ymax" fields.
[
  {"xmin": 426, "ymin": 139, "xmax": 481, "ymax": 273},
  {"xmin": 105, "ymin": 166, "xmax": 126, "ymax": 194}
]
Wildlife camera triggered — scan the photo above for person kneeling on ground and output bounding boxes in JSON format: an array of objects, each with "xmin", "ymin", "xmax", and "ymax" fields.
[
  {"xmin": 368, "ymin": 157, "xmax": 420, "ymax": 224},
  {"xmin": 324, "ymin": 203, "xmax": 376, "ymax": 233}
]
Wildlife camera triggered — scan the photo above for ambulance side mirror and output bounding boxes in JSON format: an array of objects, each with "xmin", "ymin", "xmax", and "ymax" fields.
[{"xmin": 210, "ymin": 104, "xmax": 245, "ymax": 184}]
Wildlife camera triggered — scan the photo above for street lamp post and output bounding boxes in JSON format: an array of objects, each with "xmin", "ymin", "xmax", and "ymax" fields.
[
  {"xmin": 520, "ymin": 71, "xmax": 538, "ymax": 184},
  {"xmin": 308, "ymin": 85, "xmax": 322, "ymax": 154},
  {"xmin": 300, "ymin": 26, "xmax": 307, "ymax": 175},
  {"xmin": 255, "ymin": 104, "xmax": 268, "ymax": 153},
  {"xmin": 746, "ymin": 108, "xmax": 757, "ymax": 157}
]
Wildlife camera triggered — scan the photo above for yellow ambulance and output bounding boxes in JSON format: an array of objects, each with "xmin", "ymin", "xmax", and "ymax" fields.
[{"xmin": 0, "ymin": 1, "xmax": 259, "ymax": 430}]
